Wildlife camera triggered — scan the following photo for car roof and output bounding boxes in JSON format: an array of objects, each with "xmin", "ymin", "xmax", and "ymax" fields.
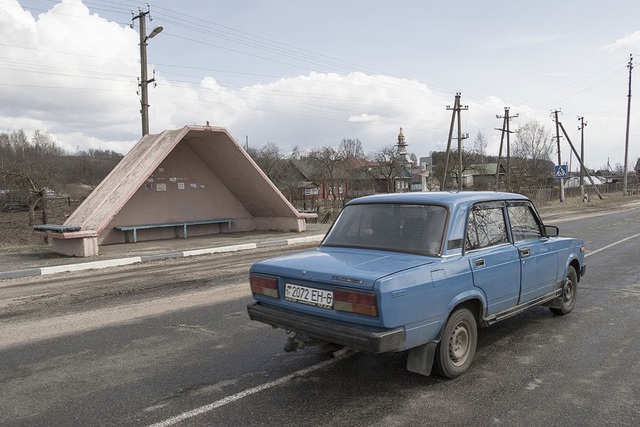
[{"xmin": 345, "ymin": 191, "xmax": 530, "ymax": 209}]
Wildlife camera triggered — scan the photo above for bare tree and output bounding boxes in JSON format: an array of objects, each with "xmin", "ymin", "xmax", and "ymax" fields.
[
  {"xmin": 473, "ymin": 131, "xmax": 488, "ymax": 161},
  {"xmin": 64, "ymin": 149, "xmax": 123, "ymax": 187},
  {"xmin": 338, "ymin": 138, "xmax": 364, "ymax": 159},
  {"xmin": 308, "ymin": 146, "xmax": 345, "ymax": 201},
  {"xmin": 0, "ymin": 130, "xmax": 62, "ymax": 225},
  {"xmin": 512, "ymin": 120, "xmax": 554, "ymax": 187},
  {"xmin": 246, "ymin": 142, "xmax": 284, "ymax": 181},
  {"xmin": 369, "ymin": 145, "xmax": 403, "ymax": 193}
]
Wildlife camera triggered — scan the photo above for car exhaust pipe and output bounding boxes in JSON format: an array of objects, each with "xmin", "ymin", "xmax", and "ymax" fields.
[{"xmin": 284, "ymin": 332, "xmax": 326, "ymax": 352}]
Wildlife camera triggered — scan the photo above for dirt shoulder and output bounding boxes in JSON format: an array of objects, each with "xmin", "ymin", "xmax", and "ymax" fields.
[{"xmin": 536, "ymin": 193, "xmax": 640, "ymax": 223}]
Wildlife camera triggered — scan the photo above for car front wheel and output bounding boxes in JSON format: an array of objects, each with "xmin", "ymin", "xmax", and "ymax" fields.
[
  {"xmin": 433, "ymin": 307, "xmax": 477, "ymax": 379},
  {"xmin": 550, "ymin": 265, "xmax": 577, "ymax": 315}
]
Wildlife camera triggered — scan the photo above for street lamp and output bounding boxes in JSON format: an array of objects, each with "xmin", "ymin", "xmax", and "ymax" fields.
[
  {"xmin": 133, "ymin": 8, "xmax": 163, "ymax": 136},
  {"xmin": 148, "ymin": 26, "xmax": 163, "ymax": 39}
]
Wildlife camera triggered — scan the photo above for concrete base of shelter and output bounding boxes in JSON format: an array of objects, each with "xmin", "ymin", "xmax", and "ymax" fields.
[
  {"xmin": 52, "ymin": 237, "xmax": 99, "ymax": 257},
  {"xmin": 33, "ymin": 230, "xmax": 100, "ymax": 257},
  {"xmin": 254, "ymin": 217, "xmax": 306, "ymax": 232}
]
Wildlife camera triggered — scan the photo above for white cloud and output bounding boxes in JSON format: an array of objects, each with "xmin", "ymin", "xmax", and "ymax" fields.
[
  {"xmin": 0, "ymin": 0, "xmax": 141, "ymax": 148},
  {"xmin": 0, "ymin": 0, "xmax": 636, "ymax": 170},
  {"xmin": 602, "ymin": 30, "xmax": 640, "ymax": 51},
  {"xmin": 348, "ymin": 113, "xmax": 381, "ymax": 123}
]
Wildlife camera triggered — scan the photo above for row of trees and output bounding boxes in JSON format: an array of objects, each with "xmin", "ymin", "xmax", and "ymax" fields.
[
  {"xmin": 246, "ymin": 120, "xmax": 561, "ymax": 206},
  {"xmin": 0, "ymin": 130, "xmax": 123, "ymax": 224},
  {"xmin": 3, "ymin": 120, "xmax": 628, "ymax": 224},
  {"xmin": 246, "ymin": 137, "xmax": 418, "ymax": 205}
]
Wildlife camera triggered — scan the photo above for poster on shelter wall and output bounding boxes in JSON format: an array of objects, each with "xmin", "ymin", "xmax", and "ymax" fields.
[
  {"xmin": 177, "ymin": 182, "xmax": 185, "ymax": 190},
  {"xmin": 157, "ymin": 183, "xmax": 167, "ymax": 192}
]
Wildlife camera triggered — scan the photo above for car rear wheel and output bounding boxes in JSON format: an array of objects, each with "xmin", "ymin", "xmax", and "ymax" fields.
[
  {"xmin": 550, "ymin": 265, "xmax": 577, "ymax": 315},
  {"xmin": 433, "ymin": 307, "xmax": 477, "ymax": 379}
]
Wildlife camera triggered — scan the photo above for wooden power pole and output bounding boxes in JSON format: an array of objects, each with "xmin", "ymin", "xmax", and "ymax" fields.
[
  {"xmin": 495, "ymin": 107, "xmax": 518, "ymax": 191},
  {"xmin": 441, "ymin": 93, "xmax": 468, "ymax": 191},
  {"xmin": 623, "ymin": 54, "xmax": 633, "ymax": 195},
  {"xmin": 578, "ymin": 116, "xmax": 587, "ymax": 197},
  {"xmin": 552, "ymin": 109, "xmax": 565, "ymax": 202}
]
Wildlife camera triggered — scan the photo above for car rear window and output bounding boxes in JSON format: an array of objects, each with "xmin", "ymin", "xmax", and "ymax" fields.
[{"xmin": 322, "ymin": 203, "xmax": 447, "ymax": 255}]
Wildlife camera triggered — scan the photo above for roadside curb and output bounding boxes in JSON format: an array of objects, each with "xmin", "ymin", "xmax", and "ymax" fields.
[{"xmin": 0, "ymin": 234, "xmax": 325, "ymax": 281}]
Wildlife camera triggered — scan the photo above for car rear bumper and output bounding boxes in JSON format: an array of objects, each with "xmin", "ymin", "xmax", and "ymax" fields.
[{"xmin": 247, "ymin": 302, "xmax": 406, "ymax": 353}]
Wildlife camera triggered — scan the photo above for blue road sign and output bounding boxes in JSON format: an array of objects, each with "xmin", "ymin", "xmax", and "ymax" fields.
[{"xmin": 554, "ymin": 165, "xmax": 568, "ymax": 179}]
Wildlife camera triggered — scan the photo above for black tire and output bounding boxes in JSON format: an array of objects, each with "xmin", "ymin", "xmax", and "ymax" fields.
[
  {"xmin": 433, "ymin": 308, "xmax": 477, "ymax": 379},
  {"xmin": 550, "ymin": 265, "xmax": 578, "ymax": 315}
]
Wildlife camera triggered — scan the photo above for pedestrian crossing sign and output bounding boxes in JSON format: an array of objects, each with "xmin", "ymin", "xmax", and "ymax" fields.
[{"xmin": 554, "ymin": 165, "xmax": 568, "ymax": 179}]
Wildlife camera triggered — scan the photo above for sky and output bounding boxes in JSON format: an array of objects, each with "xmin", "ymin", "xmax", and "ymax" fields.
[{"xmin": 1, "ymin": 0, "xmax": 640, "ymax": 171}]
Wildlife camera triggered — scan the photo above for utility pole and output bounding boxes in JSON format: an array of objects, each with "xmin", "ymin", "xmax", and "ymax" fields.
[
  {"xmin": 578, "ymin": 116, "xmax": 587, "ymax": 198},
  {"xmin": 558, "ymin": 120, "xmax": 603, "ymax": 200},
  {"xmin": 494, "ymin": 115, "xmax": 507, "ymax": 191},
  {"xmin": 495, "ymin": 107, "xmax": 518, "ymax": 191},
  {"xmin": 441, "ymin": 93, "xmax": 468, "ymax": 191},
  {"xmin": 623, "ymin": 54, "xmax": 633, "ymax": 195},
  {"xmin": 552, "ymin": 109, "xmax": 565, "ymax": 202},
  {"xmin": 132, "ymin": 6, "xmax": 163, "ymax": 137}
]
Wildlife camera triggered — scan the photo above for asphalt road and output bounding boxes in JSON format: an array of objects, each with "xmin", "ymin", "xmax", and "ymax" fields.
[{"xmin": 0, "ymin": 207, "xmax": 639, "ymax": 426}]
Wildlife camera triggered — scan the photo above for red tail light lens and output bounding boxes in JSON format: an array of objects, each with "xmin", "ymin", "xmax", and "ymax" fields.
[
  {"xmin": 333, "ymin": 288, "xmax": 378, "ymax": 317},
  {"xmin": 250, "ymin": 274, "xmax": 279, "ymax": 298}
]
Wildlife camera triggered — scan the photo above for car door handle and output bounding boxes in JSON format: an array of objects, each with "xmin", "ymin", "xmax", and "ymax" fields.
[
  {"xmin": 520, "ymin": 248, "xmax": 531, "ymax": 257},
  {"xmin": 474, "ymin": 259, "xmax": 485, "ymax": 268}
]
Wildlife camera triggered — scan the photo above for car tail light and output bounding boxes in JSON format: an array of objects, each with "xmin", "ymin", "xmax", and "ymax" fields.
[
  {"xmin": 250, "ymin": 274, "xmax": 279, "ymax": 298},
  {"xmin": 334, "ymin": 288, "xmax": 378, "ymax": 317}
]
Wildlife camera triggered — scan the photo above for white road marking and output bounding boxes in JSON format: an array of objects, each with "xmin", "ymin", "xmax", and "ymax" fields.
[
  {"xmin": 584, "ymin": 232, "xmax": 640, "ymax": 258},
  {"xmin": 146, "ymin": 351, "xmax": 355, "ymax": 427}
]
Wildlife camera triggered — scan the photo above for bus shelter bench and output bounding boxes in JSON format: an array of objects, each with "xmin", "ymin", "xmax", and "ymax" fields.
[
  {"xmin": 33, "ymin": 224, "xmax": 82, "ymax": 233},
  {"xmin": 114, "ymin": 219, "xmax": 235, "ymax": 243},
  {"xmin": 298, "ymin": 210, "xmax": 319, "ymax": 223}
]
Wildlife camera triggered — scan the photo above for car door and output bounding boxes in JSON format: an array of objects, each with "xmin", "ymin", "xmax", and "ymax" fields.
[
  {"xmin": 506, "ymin": 201, "xmax": 559, "ymax": 303},
  {"xmin": 466, "ymin": 202, "xmax": 521, "ymax": 315}
]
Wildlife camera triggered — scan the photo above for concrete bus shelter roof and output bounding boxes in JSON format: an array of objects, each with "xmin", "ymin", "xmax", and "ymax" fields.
[{"xmin": 36, "ymin": 125, "xmax": 306, "ymax": 257}]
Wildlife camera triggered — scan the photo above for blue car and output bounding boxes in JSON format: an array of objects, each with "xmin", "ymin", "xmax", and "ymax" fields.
[{"xmin": 247, "ymin": 192, "xmax": 586, "ymax": 378}]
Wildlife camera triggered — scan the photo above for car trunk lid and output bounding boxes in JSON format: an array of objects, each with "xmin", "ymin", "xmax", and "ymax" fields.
[{"xmin": 251, "ymin": 247, "xmax": 434, "ymax": 290}]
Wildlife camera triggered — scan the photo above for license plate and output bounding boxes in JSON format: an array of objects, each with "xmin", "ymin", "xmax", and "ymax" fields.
[{"xmin": 285, "ymin": 284, "xmax": 333, "ymax": 309}]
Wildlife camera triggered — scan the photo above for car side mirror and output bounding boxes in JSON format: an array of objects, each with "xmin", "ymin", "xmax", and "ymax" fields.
[{"xmin": 544, "ymin": 225, "xmax": 559, "ymax": 237}]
